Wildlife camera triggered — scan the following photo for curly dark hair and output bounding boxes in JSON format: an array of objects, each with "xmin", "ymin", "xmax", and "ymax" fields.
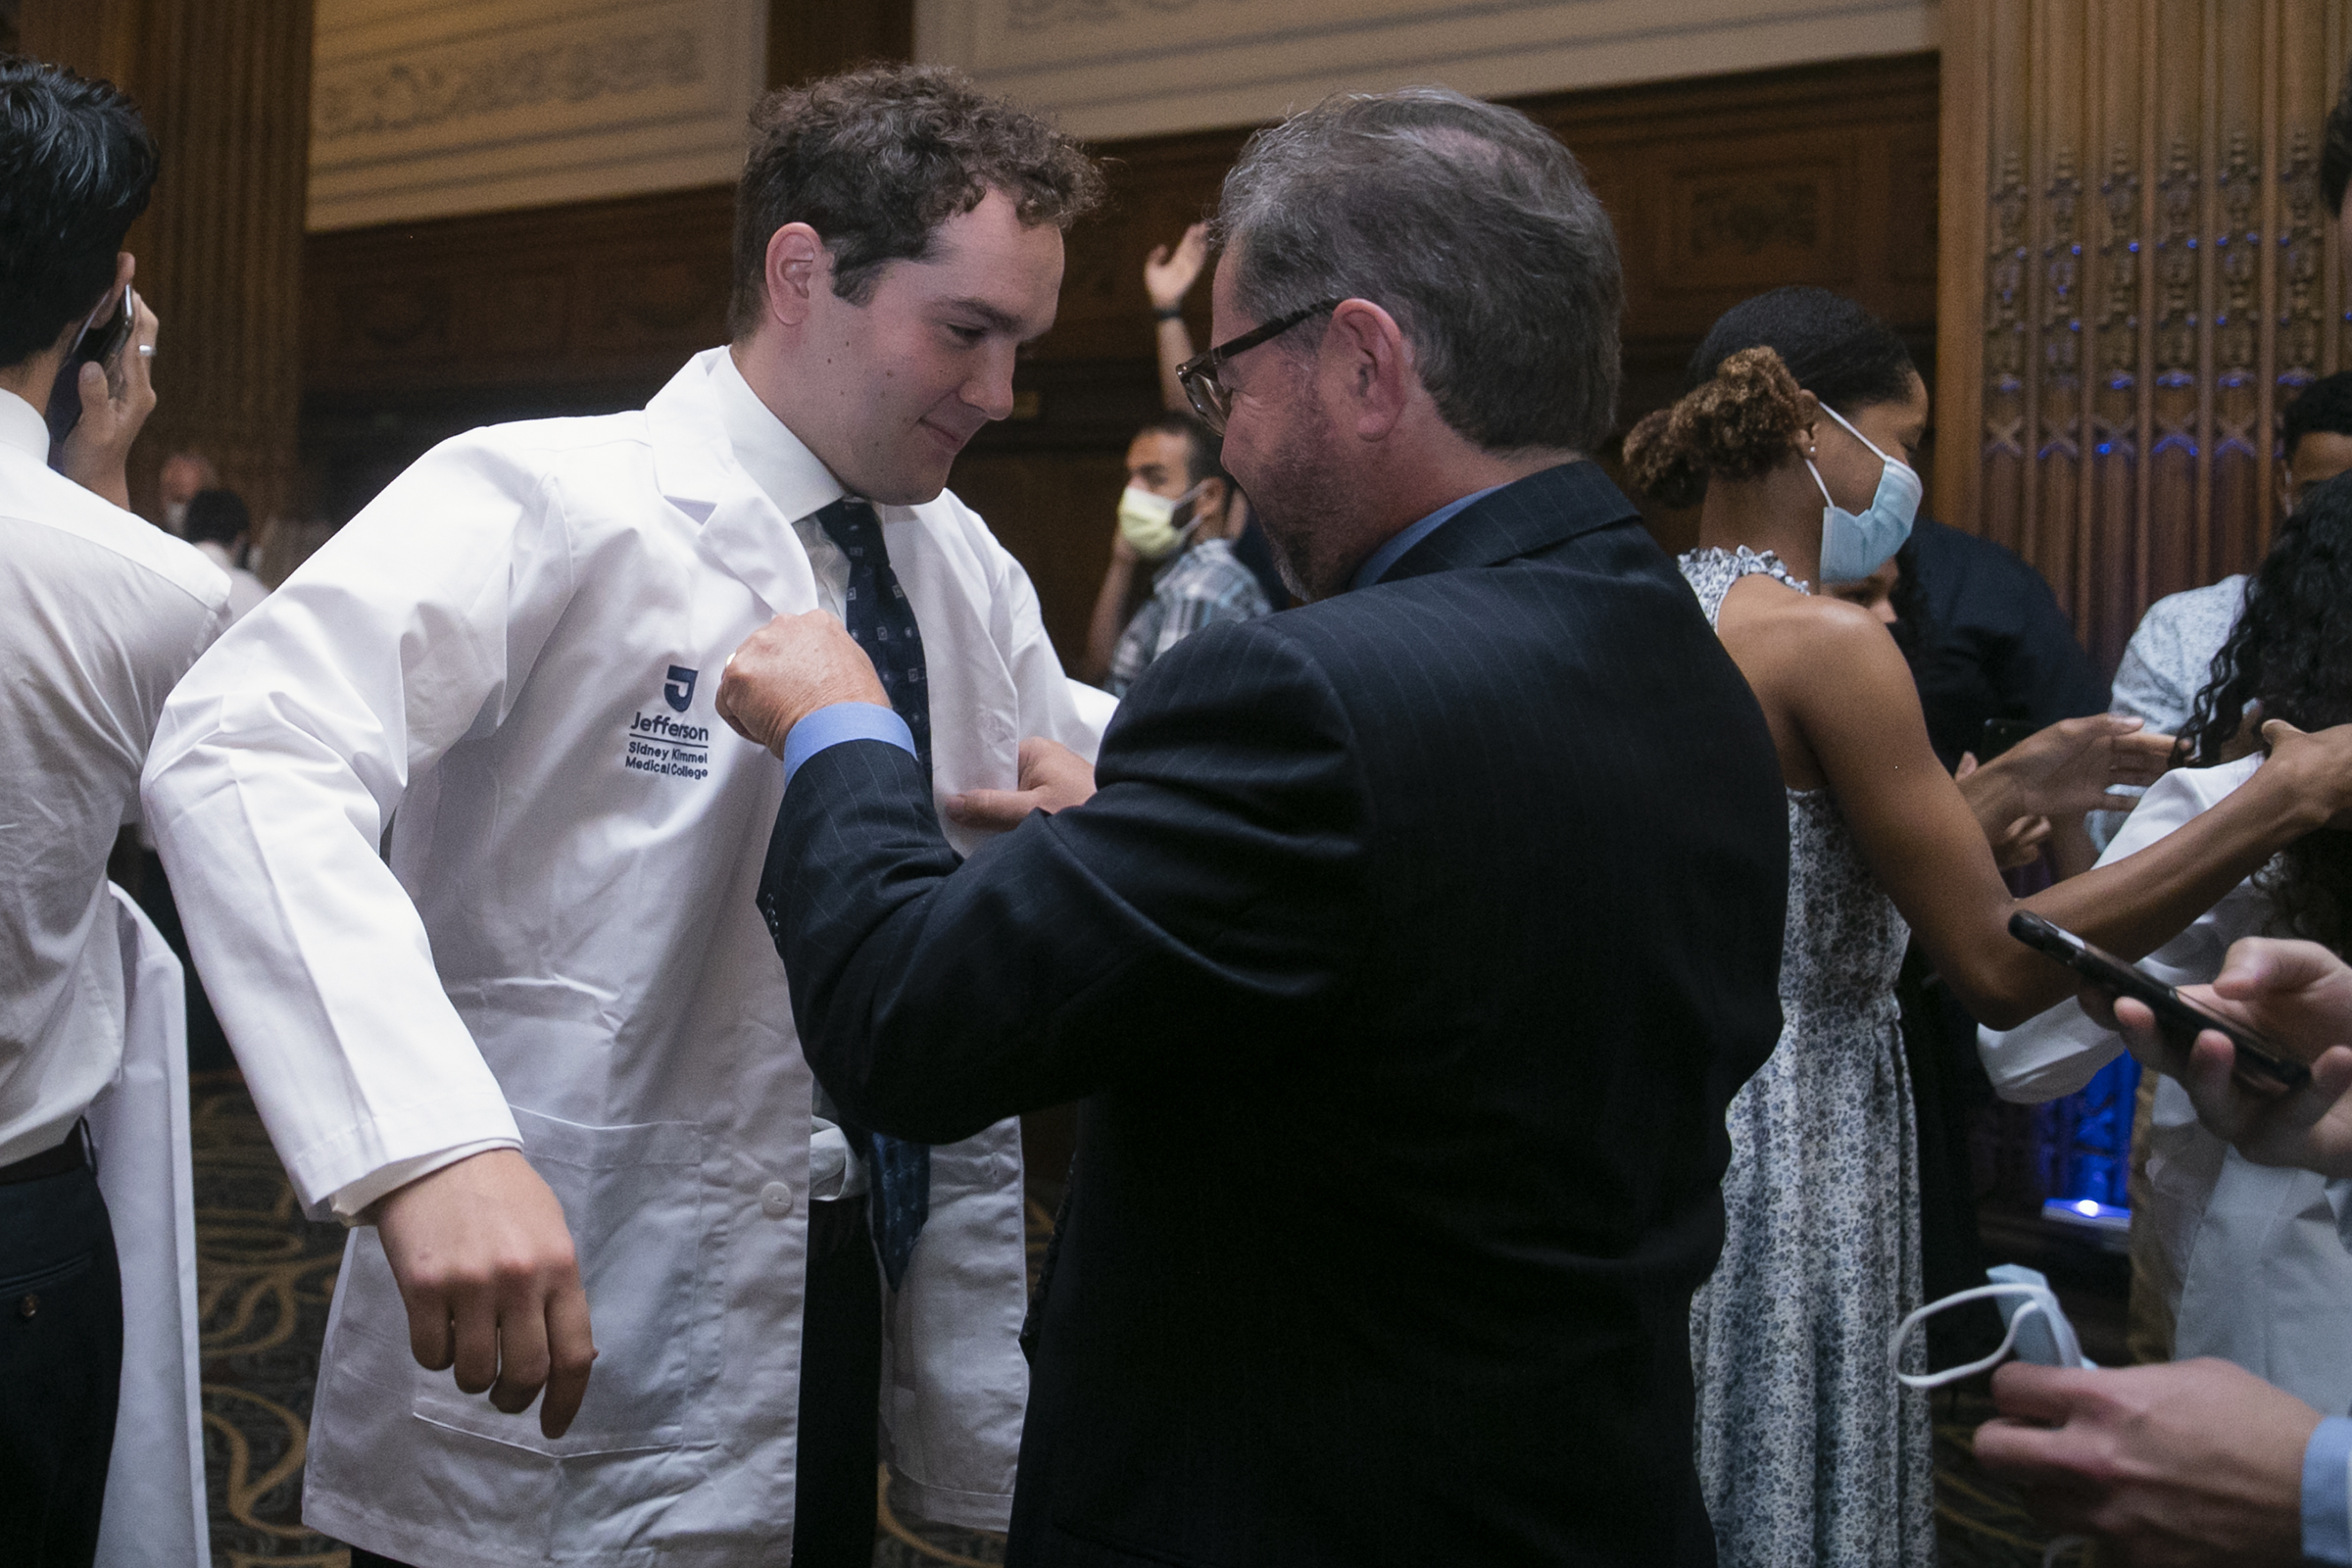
[
  {"xmin": 1621, "ymin": 346, "xmax": 1807, "ymax": 508},
  {"xmin": 2178, "ymin": 472, "xmax": 2352, "ymax": 954},
  {"xmin": 729, "ymin": 63, "xmax": 1105, "ymax": 335}
]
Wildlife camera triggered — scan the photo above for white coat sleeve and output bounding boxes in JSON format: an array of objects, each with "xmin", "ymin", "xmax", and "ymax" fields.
[
  {"xmin": 141, "ymin": 432, "xmax": 575, "ymax": 1215},
  {"xmin": 1978, "ymin": 759, "xmax": 2260, "ymax": 1102},
  {"xmin": 981, "ymin": 522, "xmax": 1102, "ymax": 763}
]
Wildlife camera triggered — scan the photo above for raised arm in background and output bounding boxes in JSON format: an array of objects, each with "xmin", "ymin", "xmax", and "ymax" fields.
[{"xmin": 1146, "ymin": 221, "xmax": 1207, "ymax": 412}]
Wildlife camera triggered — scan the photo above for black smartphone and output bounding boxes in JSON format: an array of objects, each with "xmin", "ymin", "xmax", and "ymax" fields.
[
  {"xmin": 44, "ymin": 282, "xmax": 134, "ymax": 456},
  {"xmin": 2008, "ymin": 909, "xmax": 2309, "ymax": 1091},
  {"xmin": 1979, "ymin": 716, "xmax": 2040, "ymax": 762}
]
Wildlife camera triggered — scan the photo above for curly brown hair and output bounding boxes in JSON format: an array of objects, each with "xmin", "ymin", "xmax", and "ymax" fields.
[
  {"xmin": 1620, "ymin": 347, "xmax": 1807, "ymax": 509},
  {"xmin": 729, "ymin": 63, "xmax": 1105, "ymax": 335}
]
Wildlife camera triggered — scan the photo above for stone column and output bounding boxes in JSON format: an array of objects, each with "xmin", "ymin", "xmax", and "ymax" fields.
[
  {"xmin": 1937, "ymin": 0, "xmax": 2352, "ymax": 670},
  {"xmin": 19, "ymin": 0, "xmax": 312, "ymax": 545}
]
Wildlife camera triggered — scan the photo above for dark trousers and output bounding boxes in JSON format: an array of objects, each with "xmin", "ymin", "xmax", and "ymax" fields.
[
  {"xmin": 0, "ymin": 1154, "xmax": 123, "ymax": 1568},
  {"xmin": 795, "ymin": 1196, "xmax": 883, "ymax": 1568},
  {"xmin": 351, "ymin": 1199, "xmax": 882, "ymax": 1568},
  {"xmin": 130, "ymin": 850, "xmax": 233, "ymax": 1074}
]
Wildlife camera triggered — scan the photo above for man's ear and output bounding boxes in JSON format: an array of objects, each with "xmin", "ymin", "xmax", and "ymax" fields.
[
  {"xmin": 1193, "ymin": 475, "xmax": 1230, "ymax": 533},
  {"xmin": 762, "ymin": 223, "xmax": 827, "ymax": 330},
  {"xmin": 1323, "ymin": 298, "xmax": 1410, "ymax": 441}
]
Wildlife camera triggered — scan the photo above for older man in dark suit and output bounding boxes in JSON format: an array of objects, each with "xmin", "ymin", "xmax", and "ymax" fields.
[{"xmin": 719, "ymin": 86, "xmax": 1788, "ymax": 1567}]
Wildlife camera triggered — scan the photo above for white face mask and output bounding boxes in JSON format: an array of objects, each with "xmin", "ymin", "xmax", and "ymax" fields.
[
  {"xmin": 1117, "ymin": 481, "xmax": 1206, "ymax": 562},
  {"xmin": 1806, "ymin": 403, "xmax": 1922, "ymax": 583},
  {"xmin": 1886, "ymin": 1263, "xmax": 2094, "ymax": 1392}
]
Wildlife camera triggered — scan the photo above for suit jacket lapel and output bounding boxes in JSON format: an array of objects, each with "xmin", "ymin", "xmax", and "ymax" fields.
[{"xmin": 1373, "ymin": 461, "xmax": 1643, "ymax": 584}]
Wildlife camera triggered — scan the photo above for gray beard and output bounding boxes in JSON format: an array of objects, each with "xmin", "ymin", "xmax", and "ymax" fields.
[{"xmin": 1240, "ymin": 421, "xmax": 1357, "ymax": 602}]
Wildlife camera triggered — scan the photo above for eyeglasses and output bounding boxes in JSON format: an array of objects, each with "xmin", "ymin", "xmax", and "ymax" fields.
[{"xmin": 1174, "ymin": 300, "xmax": 1343, "ymax": 434}]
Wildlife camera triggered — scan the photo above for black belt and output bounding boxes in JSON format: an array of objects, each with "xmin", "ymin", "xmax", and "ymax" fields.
[{"xmin": 0, "ymin": 1122, "xmax": 91, "ymax": 1186}]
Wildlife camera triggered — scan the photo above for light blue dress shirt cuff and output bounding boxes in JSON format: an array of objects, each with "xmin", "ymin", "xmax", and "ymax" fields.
[
  {"xmin": 2303, "ymin": 1416, "xmax": 2352, "ymax": 1564},
  {"xmin": 782, "ymin": 702, "xmax": 913, "ymax": 785}
]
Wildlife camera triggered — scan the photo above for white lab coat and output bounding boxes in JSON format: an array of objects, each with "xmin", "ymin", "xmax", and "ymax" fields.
[
  {"xmin": 1980, "ymin": 755, "xmax": 2352, "ymax": 1413},
  {"xmin": 143, "ymin": 349, "xmax": 1100, "ymax": 1566},
  {"xmin": 89, "ymin": 885, "xmax": 209, "ymax": 1568}
]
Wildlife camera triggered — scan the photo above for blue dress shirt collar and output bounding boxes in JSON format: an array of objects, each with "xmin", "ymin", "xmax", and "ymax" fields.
[{"xmin": 1351, "ymin": 484, "xmax": 1506, "ymax": 592}]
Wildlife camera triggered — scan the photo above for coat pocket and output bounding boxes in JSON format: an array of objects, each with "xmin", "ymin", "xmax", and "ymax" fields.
[{"xmin": 412, "ymin": 1106, "xmax": 716, "ymax": 1456}]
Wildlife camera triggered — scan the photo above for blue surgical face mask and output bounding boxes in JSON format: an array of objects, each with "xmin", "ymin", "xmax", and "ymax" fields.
[{"xmin": 1806, "ymin": 403, "xmax": 1922, "ymax": 582}]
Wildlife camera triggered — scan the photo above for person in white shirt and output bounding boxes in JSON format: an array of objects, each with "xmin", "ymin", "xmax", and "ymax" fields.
[
  {"xmin": 143, "ymin": 63, "xmax": 1105, "ymax": 1568},
  {"xmin": 0, "ymin": 57, "xmax": 226, "ymax": 1568},
  {"xmin": 179, "ymin": 487, "xmax": 268, "ymax": 620},
  {"xmin": 1983, "ymin": 476, "xmax": 2352, "ymax": 1410},
  {"xmin": 1981, "ymin": 756, "xmax": 2352, "ymax": 1403},
  {"xmin": 2090, "ymin": 374, "xmax": 2352, "ymax": 851}
]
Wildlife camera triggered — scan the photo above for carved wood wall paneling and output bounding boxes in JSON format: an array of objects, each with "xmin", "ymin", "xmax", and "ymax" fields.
[
  {"xmin": 2085, "ymin": 0, "xmax": 2147, "ymax": 681},
  {"xmin": 768, "ymin": 0, "xmax": 913, "ymax": 88},
  {"xmin": 22, "ymin": 0, "xmax": 313, "ymax": 532},
  {"xmin": 1024, "ymin": 124, "xmax": 1249, "ymax": 366},
  {"xmin": 1941, "ymin": 0, "xmax": 2352, "ymax": 674},
  {"xmin": 304, "ymin": 185, "xmax": 739, "ymax": 397},
  {"xmin": 1032, "ymin": 58, "xmax": 1940, "ymax": 375},
  {"xmin": 1523, "ymin": 56, "xmax": 1941, "ymax": 355}
]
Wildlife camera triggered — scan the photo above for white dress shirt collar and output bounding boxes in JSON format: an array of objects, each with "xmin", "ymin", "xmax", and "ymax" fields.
[
  {"xmin": 0, "ymin": 386, "xmax": 51, "ymax": 465},
  {"xmin": 707, "ymin": 348, "xmax": 847, "ymax": 525}
]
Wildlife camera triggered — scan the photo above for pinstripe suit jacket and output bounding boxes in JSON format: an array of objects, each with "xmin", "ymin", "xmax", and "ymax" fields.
[{"xmin": 764, "ymin": 460, "xmax": 1788, "ymax": 1567}]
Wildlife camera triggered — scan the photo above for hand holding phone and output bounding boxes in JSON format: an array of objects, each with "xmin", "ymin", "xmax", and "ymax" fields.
[
  {"xmin": 44, "ymin": 279, "xmax": 135, "ymax": 455},
  {"xmin": 2007, "ymin": 909, "xmax": 2309, "ymax": 1091},
  {"xmin": 2099, "ymin": 936, "xmax": 2352, "ymax": 1179},
  {"xmin": 47, "ymin": 255, "xmax": 158, "ymax": 511}
]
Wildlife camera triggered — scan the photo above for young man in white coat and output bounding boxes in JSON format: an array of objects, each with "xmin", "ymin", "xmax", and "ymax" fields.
[{"xmin": 143, "ymin": 65, "xmax": 1105, "ymax": 1568}]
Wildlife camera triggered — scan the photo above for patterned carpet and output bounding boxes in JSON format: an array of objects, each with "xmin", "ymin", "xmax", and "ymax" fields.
[
  {"xmin": 190, "ymin": 1070, "xmax": 1012, "ymax": 1565},
  {"xmin": 188, "ymin": 1071, "xmax": 2091, "ymax": 1565}
]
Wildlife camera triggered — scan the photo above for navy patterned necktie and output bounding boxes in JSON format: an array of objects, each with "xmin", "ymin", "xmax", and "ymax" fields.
[
  {"xmin": 815, "ymin": 497, "xmax": 932, "ymax": 777},
  {"xmin": 811, "ymin": 496, "xmax": 931, "ymax": 1290}
]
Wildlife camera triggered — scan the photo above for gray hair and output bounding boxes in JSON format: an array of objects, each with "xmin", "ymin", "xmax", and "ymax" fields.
[{"xmin": 1212, "ymin": 87, "xmax": 1622, "ymax": 454}]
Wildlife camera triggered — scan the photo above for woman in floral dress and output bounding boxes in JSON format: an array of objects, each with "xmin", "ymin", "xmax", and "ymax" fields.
[{"xmin": 1622, "ymin": 286, "xmax": 2352, "ymax": 1566}]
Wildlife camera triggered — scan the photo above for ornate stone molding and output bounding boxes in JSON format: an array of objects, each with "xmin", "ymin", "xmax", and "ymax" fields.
[
  {"xmin": 919, "ymin": 0, "xmax": 1937, "ymax": 143},
  {"xmin": 315, "ymin": 26, "xmax": 705, "ymax": 142},
  {"xmin": 308, "ymin": 0, "xmax": 763, "ymax": 232}
]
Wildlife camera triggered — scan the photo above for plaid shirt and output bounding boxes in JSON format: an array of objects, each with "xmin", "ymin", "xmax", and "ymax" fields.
[{"xmin": 1105, "ymin": 537, "xmax": 1272, "ymax": 697}]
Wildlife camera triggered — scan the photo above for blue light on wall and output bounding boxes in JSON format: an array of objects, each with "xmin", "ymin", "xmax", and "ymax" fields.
[{"xmin": 2033, "ymin": 1052, "xmax": 2140, "ymax": 1208}]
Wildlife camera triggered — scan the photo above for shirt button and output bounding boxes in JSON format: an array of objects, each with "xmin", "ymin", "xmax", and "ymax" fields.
[{"xmin": 760, "ymin": 1181, "xmax": 795, "ymax": 1219}]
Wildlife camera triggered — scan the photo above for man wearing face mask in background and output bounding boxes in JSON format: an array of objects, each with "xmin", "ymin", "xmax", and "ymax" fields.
[
  {"xmin": 152, "ymin": 448, "xmax": 215, "ymax": 537},
  {"xmin": 1079, "ymin": 412, "xmax": 1270, "ymax": 695}
]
